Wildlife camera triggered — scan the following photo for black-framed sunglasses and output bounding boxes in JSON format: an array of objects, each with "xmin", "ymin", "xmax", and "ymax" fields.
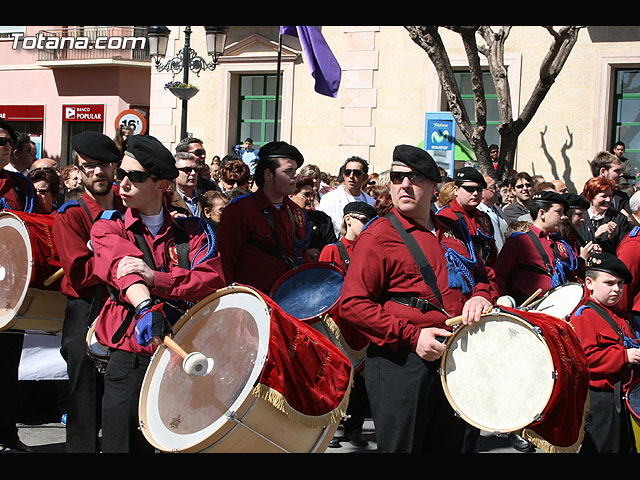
[
  {"xmin": 344, "ymin": 168, "xmax": 363, "ymax": 177},
  {"xmin": 191, "ymin": 149, "xmax": 206, "ymax": 157},
  {"xmin": 389, "ymin": 171, "xmax": 427, "ymax": 184},
  {"xmin": 515, "ymin": 182, "xmax": 532, "ymax": 190},
  {"xmin": 116, "ymin": 168, "xmax": 153, "ymax": 183},
  {"xmin": 0, "ymin": 137, "xmax": 13, "ymax": 147},
  {"xmin": 460, "ymin": 185, "xmax": 484, "ymax": 194}
]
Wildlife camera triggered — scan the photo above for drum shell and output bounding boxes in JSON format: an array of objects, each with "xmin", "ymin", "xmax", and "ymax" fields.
[
  {"xmin": 139, "ymin": 285, "xmax": 351, "ymax": 453},
  {"xmin": 531, "ymin": 282, "xmax": 587, "ymax": 321},
  {"xmin": 0, "ymin": 211, "xmax": 65, "ymax": 332}
]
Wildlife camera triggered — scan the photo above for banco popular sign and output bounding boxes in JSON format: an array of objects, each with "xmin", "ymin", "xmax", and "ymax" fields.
[{"xmin": 63, "ymin": 105, "xmax": 104, "ymax": 122}]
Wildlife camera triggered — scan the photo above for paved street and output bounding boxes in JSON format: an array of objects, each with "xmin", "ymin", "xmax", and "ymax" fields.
[{"xmin": 1, "ymin": 417, "xmax": 542, "ymax": 454}]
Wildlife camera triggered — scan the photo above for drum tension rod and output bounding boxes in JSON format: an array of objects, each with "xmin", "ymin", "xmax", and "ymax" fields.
[{"xmin": 227, "ymin": 411, "xmax": 289, "ymax": 453}]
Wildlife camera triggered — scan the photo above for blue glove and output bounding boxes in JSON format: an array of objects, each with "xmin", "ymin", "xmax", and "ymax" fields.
[{"xmin": 134, "ymin": 303, "xmax": 168, "ymax": 347}]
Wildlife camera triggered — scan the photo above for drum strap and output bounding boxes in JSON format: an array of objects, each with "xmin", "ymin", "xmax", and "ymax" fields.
[
  {"xmin": 584, "ymin": 300, "xmax": 633, "ymax": 413},
  {"xmin": 246, "ymin": 206, "xmax": 296, "ymax": 270},
  {"xmin": 386, "ymin": 212, "xmax": 444, "ymax": 309},
  {"xmin": 336, "ymin": 241, "xmax": 350, "ymax": 272},
  {"xmin": 109, "ymin": 222, "xmax": 190, "ymax": 345}
]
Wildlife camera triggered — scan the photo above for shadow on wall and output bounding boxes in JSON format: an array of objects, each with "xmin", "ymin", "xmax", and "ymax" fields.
[{"xmin": 540, "ymin": 125, "xmax": 578, "ymax": 194}]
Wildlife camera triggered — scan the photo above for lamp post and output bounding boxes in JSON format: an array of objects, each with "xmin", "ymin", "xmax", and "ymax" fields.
[{"xmin": 147, "ymin": 26, "xmax": 229, "ymax": 140}]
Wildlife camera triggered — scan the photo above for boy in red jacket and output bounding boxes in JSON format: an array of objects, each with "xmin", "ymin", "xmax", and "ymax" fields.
[{"xmin": 570, "ymin": 252, "xmax": 640, "ymax": 453}]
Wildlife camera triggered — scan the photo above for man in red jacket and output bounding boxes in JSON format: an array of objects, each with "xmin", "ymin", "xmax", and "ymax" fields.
[
  {"xmin": 90, "ymin": 135, "xmax": 225, "ymax": 453},
  {"xmin": 52, "ymin": 131, "xmax": 125, "ymax": 453},
  {"xmin": 339, "ymin": 144, "xmax": 495, "ymax": 453},
  {"xmin": 216, "ymin": 141, "xmax": 309, "ymax": 294}
]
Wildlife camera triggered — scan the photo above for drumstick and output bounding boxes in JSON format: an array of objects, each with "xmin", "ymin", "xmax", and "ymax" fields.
[
  {"xmin": 519, "ymin": 288, "xmax": 542, "ymax": 309},
  {"xmin": 44, "ymin": 267, "xmax": 64, "ymax": 287},
  {"xmin": 163, "ymin": 336, "xmax": 213, "ymax": 377}
]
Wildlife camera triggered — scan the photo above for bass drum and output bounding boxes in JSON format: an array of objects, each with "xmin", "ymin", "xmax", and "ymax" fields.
[
  {"xmin": 531, "ymin": 282, "xmax": 587, "ymax": 321},
  {"xmin": 139, "ymin": 285, "xmax": 352, "ymax": 453},
  {"xmin": 440, "ymin": 307, "xmax": 590, "ymax": 453},
  {"xmin": 0, "ymin": 211, "xmax": 65, "ymax": 333}
]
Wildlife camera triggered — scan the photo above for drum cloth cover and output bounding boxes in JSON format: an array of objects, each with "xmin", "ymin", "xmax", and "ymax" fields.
[
  {"xmin": 502, "ymin": 306, "xmax": 590, "ymax": 452},
  {"xmin": 254, "ymin": 288, "xmax": 353, "ymax": 426}
]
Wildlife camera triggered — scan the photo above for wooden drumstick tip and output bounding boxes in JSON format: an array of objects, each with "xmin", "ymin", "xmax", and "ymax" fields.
[
  {"xmin": 519, "ymin": 288, "xmax": 542, "ymax": 309},
  {"xmin": 44, "ymin": 267, "xmax": 64, "ymax": 287}
]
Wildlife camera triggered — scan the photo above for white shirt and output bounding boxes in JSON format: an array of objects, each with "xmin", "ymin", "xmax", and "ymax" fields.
[
  {"xmin": 140, "ymin": 209, "xmax": 165, "ymax": 237},
  {"xmin": 478, "ymin": 202, "xmax": 508, "ymax": 252},
  {"xmin": 318, "ymin": 185, "xmax": 376, "ymax": 237}
]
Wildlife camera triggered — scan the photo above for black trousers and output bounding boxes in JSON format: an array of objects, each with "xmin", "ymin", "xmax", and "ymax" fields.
[
  {"xmin": 101, "ymin": 349, "xmax": 154, "ymax": 453},
  {"xmin": 364, "ymin": 343, "xmax": 468, "ymax": 453},
  {"xmin": 0, "ymin": 332, "xmax": 23, "ymax": 443},
  {"xmin": 580, "ymin": 388, "xmax": 636, "ymax": 453},
  {"xmin": 343, "ymin": 369, "xmax": 369, "ymax": 434},
  {"xmin": 60, "ymin": 296, "xmax": 104, "ymax": 453}
]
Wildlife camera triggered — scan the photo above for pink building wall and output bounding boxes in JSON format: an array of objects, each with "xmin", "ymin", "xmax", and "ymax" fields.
[{"xmin": 0, "ymin": 26, "xmax": 150, "ymax": 164}]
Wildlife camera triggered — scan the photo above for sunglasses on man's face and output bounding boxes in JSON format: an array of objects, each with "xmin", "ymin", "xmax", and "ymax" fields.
[
  {"xmin": 344, "ymin": 169, "xmax": 363, "ymax": 177},
  {"xmin": 0, "ymin": 137, "xmax": 13, "ymax": 147},
  {"xmin": 459, "ymin": 185, "xmax": 484, "ymax": 194},
  {"xmin": 389, "ymin": 171, "xmax": 427, "ymax": 184},
  {"xmin": 191, "ymin": 149, "xmax": 206, "ymax": 157},
  {"xmin": 178, "ymin": 166, "xmax": 200, "ymax": 174},
  {"xmin": 116, "ymin": 168, "xmax": 153, "ymax": 183}
]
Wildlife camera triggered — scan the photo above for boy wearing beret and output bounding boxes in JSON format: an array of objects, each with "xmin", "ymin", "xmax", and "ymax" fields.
[
  {"xmin": 493, "ymin": 190, "xmax": 578, "ymax": 305},
  {"xmin": 570, "ymin": 252, "xmax": 640, "ymax": 453},
  {"xmin": 90, "ymin": 135, "xmax": 226, "ymax": 452}
]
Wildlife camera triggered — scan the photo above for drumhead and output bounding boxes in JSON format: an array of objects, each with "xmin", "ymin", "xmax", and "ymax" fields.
[
  {"xmin": 270, "ymin": 263, "xmax": 343, "ymax": 322},
  {"xmin": 533, "ymin": 282, "xmax": 585, "ymax": 319},
  {"xmin": 139, "ymin": 286, "xmax": 271, "ymax": 452},
  {"xmin": 441, "ymin": 312, "xmax": 555, "ymax": 432},
  {"xmin": 0, "ymin": 213, "xmax": 32, "ymax": 329}
]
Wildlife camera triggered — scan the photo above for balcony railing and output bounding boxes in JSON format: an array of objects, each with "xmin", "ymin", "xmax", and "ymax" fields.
[{"xmin": 36, "ymin": 26, "xmax": 150, "ymax": 62}]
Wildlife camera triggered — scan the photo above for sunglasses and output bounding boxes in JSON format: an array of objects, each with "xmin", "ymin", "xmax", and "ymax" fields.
[
  {"xmin": 344, "ymin": 169, "xmax": 363, "ymax": 177},
  {"xmin": 116, "ymin": 168, "xmax": 153, "ymax": 183},
  {"xmin": 191, "ymin": 149, "xmax": 206, "ymax": 157},
  {"xmin": 515, "ymin": 183, "xmax": 532, "ymax": 190},
  {"xmin": 178, "ymin": 166, "xmax": 200, "ymax": 174},
  {"xmin": 459, "ymin": 185, "xmax": 484, "ymax": 194},
  {"xmin": 0, "ymin": 137, "xmax": 13, "ymax": 147},
  {"xmin": 389, "ymin": 171, "xmax": 427, "ymax": 184}
]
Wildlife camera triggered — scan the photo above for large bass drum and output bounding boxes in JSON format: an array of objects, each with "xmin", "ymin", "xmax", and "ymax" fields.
[
  {"xmin": 139, "ymin": 285, "xmax": 352, "ymax": 453},
  {"xmin": 531, "ymin": 282, "xmax": 587, "ymax": 321},
  {"xmin": 0, "ymin": 211, "xmax": 65, "ymax": 333},
  {"xmin": 440, "ymin": 306, "xmax": 590, "ymax": 453}
]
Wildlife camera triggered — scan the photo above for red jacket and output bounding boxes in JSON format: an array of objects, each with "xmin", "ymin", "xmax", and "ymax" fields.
[
  {"xmin": 0, "ymin": 169, "xmax": 47, "ymax": 213},
  {"xmin": 52, "ymin": 190, "xmax": 126, "ymax": 299},
  {"xmin": 570, "ymin": 298, "xmax": 636, "ymax": 391},
  {"xmin": 617, "ymin": 228, "xmax": 640, "ymax": 313},
  {"xmin": 216, "ymin": 189, "xmax": 309, "ymax": 294},
  {"xmin": 319, "ymin": 237, "xmax": 354, "ymax": 271},
  {"xmin": 90, "ymin": 208, "xmax": 225, "ymax": 355},
  {"xmin": 339, "ymin": 207, "xmax": 496, "ymax": 352}
]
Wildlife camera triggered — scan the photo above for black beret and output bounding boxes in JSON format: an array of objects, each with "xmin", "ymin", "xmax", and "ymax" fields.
[
  {"xmin": 564, "ymin": 192, "xmax": 590, "ymax": 211},
  {"xmin": 531, "ymin": 190, "xmax": 569, "ymax": 211},
  {"xmin": 124, "ymin": 135, "xmax": 178, "ymax": 180},
  {"xmin": 0, "ymin": 118, "xmax": 17, "ymax": 144},
  {"xmin": 258, "ymin": 141, "xmax": 304, "ymax": 168},
  {"xmin": 586, "ymin": 252, "xmax": 633, "ymax": 284},
  {"xmin": 454, "ymin": 166, "xmax": 486, "ymax": 189},
  {"xmin": 71, "ymin": 131, "xmax": 121, "ymax": 164},
  {"xmin": 392, "ymin": 145, "xmax": 441, "ymax": 183},
  {"xmin": 343, "ymin": 201, "xmax": 377, "ymax": 220}
]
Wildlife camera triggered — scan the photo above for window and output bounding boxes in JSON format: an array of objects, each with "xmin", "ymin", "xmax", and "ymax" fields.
[
  {"xmin": 237, "ymin": 74, "xmax": 282, "ymax": 148},
  {"xmin": 453, "ymin": 70, "xmax": 500, "ymax": 148},
  {"xmin": 611, "ymin": 68, "xmax": 640, "ymax": 175}
]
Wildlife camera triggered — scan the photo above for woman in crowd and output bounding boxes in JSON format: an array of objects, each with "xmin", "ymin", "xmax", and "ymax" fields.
[{"xmin": 27, "ymin": 167, "xmax": 60, "ymax": 214}]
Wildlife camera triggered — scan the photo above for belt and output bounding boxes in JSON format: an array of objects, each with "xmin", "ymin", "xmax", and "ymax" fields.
[{"xmin": 389, "ymin": 296, "xmax": 436, "ymax": 314}]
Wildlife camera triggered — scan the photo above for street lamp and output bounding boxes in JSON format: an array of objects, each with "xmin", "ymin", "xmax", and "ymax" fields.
[{"xmin": 147, "ymin": 25, "xmax": 229, "ymax": 139}]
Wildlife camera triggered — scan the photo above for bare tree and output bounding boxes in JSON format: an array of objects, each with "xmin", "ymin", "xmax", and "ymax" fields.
[{"xmin": 405, "ymin": 26, "xmax": 584, "ymax": 182}]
